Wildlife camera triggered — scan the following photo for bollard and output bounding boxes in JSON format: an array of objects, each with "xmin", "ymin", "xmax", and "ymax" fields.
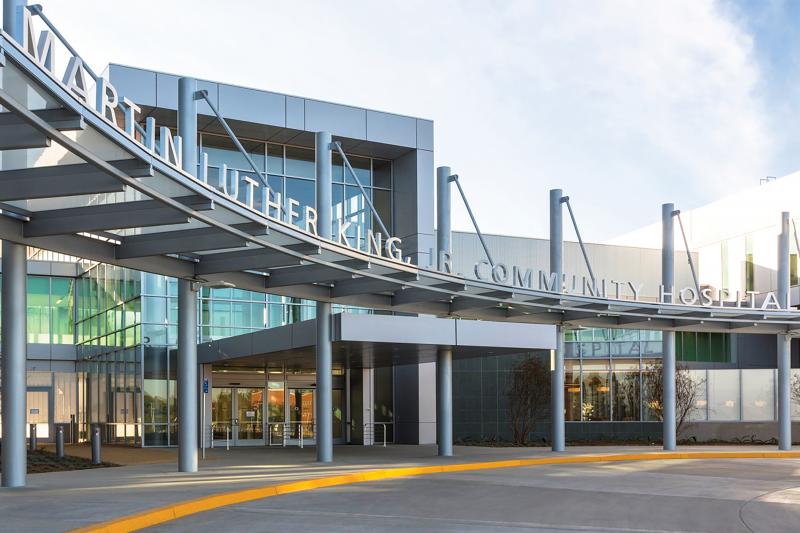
[
  {"xmin": 29, "ymin": 423, "xmax": 37, "ymax": 451},
  {"xmin": 70, "ymin": 414, "xmax": 76, "ymax": 444},
  {"xmin": 56, "ymin": 425, "xmax": 65, "ymax": 459},
  {"xmin": 91, "ymin": 423, "xmax": 101, "ymax": 465}
]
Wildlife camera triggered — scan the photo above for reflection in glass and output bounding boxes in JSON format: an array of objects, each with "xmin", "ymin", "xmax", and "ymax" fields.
[
  {"xmin": 708, "ymin": 369, "xmax": 739, "ymax": 421},
  {"xmin": 285, "ymin": 146, "xmax": 314, "ymax": 178},
  {"xmin": 612, "ymin": 361, "xmax": 640, "ymax": 421},
  {"xmin": 581, "ymin": 362, "xmax": 610, "ymax": 421},
  {"xmin": 565, "ymin": 361, "xmax": 581, "ymax": 421},
  {"xmin": 741, "ymin": 369, "xmax": 774, "ymax": 421}
]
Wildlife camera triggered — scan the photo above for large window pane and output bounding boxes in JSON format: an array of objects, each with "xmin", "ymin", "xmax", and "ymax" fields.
[
  {"xmin": 582, "ymin": 362, "xmax": 610, "ymax": 421},
  {"xmin": 285, "ymin": 146, "xmax": 314, "ymax": 178},
  {"xmin": 203, "ymin": 134, "xmax": 265, "ymax": 172},
  {"xmin": 267, "ymin": 143, "xmax": 283, "ymax": 174},
  {"xmin": 373, "ymin": 188, "xmax": 392, "ymax": 235},
  {"xmin": 51, "ymin": 278, "xmax": 74, "ymax": 344},
  {"xmin": 565, "ymin": 361, "xmax": 581, "ymax": 421},
  {"xmin": 285, "ymin": 177, "xmax": 315, "ymax": 228},
  {"xmin": 708, "ymin": 369, "xmax": 739, "ymax": 421},
  {"xmin": 372, "ymin": 159, "xmax": 391, "ymax": 189},
  {"xmin": 742, "ymin": 369, "xmax": 774, "ymax": 421},
  {"xmin": 612, "ymin": 361, "xmax": 640, "ymax": 421},
  {"xmin": 345, "ymin": 155, "xmax": 371, "ymax": 186},
  {"xmin": 27, "ymin": 276, "xmax": 50, "ymax": 344}
]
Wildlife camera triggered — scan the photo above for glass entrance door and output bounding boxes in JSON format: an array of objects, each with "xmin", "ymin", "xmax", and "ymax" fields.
[
  {"xmin": 211, "ymin": 386, "xmax": 265, "ymax": 446},
  {"xmin": 235, "ymin": 388, "xmax": 264, "ymax": 445},
  {"xmin": 288, "ymin": 388, "xmax": 314, "ymax": 442}
]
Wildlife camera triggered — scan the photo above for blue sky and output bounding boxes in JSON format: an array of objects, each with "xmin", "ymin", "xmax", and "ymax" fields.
[{"xmin": 36, "ymin": 1, "xmax": 800, "ymax": 242}]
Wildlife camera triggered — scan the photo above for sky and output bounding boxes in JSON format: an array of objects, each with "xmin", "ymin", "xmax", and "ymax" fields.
[{"xmin": 35, "ymin": 0, "xmax": 800, "ymax": 242}]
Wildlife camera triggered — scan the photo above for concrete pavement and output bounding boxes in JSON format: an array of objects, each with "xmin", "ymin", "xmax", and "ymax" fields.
[
  {"xmin": 151, "ymin": 455, "xmax": 800, "ymax": 532},
  {"xmin": 1, "ymin": 445, "xmax": 799, "ymax": 532}
]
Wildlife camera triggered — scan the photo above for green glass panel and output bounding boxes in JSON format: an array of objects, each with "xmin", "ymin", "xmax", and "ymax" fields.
[{"xmin": 27, "ymin": 276, "xmax": 50, "ymax": 344}]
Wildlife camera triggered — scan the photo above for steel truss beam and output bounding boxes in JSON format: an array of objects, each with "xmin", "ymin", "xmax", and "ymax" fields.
[
  {"xmin": 0, "ymin": 108, "xmax": 83, "ymax": 150},
  {"xmin": 0, "ymin": 159, "xmax": 152, "ymax": 201},
  {"xmin": 266, "ymin": 259, "xmax": 367, "ymax": 288},
  {"xmin": 195, "ymin": 243, "xmax": 320, "ymax": 275},
  {"xmin": 23, "ymin": 195, "xmax": 214, "ymax": 237},
  {"xmin": 116, "ymin": 222, "xmax": 271, "ymax": 259}
]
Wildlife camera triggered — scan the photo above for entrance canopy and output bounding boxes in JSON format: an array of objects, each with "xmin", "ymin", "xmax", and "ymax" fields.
[
  {"xmin": 198, "ymin": 314, "xmax": 556, "ymax": 369},
  {"xmin": 1, "ymin": 33, "xmax": 799, "ymax": 334}
]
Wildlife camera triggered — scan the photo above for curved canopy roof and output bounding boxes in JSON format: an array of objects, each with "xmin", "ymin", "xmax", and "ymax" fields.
[{"xmin": 1, "ymin": 33, "xmax": 798, "ymax": 335}]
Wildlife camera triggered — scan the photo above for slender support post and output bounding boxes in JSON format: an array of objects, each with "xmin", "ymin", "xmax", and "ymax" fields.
[
  {"xmin": 3, "ymin": 0, "xmax": 26, "ymax": 44},
  {"xmin": 778, "ymin": 212, "xmax": 792, "ymax": 450},
  {"xmin": 662, "ymin": 203, "xmax": 676, "ymax": 451},
  {"xmin": 177, "ymin": 79, "xmax": 199, "ymax": 472},
  {"xmin": 436, "ymin": 347, "xmax": 453, "ymax": 457},
  {"xmin": 1, "ymin": 241, "xmax": 27, "ymax": 488},
  {"xmin": 178, "ymin": 77, "xmax": 198, "ymax": 176},
  {"xmin": 177, "ymin": 279, "xmax": 198, "ymax": 472},
  {"xmin": 436, "ymin": 166, "xmax": 452, "ymax": 272},
  {"xmin": 549, "ymin": 189, "xmax": 565, "ymax": 452},
  {"xmin": 315, "ymin": 131, "xmax": 333, "ymax": 463}
]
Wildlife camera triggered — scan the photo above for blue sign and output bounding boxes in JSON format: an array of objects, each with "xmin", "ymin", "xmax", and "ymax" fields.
[{"xmin": 203, "ymin": 378, "xmax": 209, "ymax": 394}]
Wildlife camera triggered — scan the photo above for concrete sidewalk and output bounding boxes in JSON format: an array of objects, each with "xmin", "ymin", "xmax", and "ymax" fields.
[{"xmin": 0, "ymin": 444, "xmax": 796, "ymax": 532}]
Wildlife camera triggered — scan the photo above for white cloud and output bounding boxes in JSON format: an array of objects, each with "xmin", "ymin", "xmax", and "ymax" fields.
[{"xmin": 41, "ymin": 0, "xmax": 769, "ymax": 241}]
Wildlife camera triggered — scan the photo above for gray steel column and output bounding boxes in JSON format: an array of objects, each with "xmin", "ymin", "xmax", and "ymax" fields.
[
  {"xmin": 436, "ymin": 166, "xmax": 452, "ymax": 271},
  {"xmin": 177, "ymin": 79, "xmax": 199, "ymax": 472},
  {"xmin": 178, "ymin": 77, "xmax": 198, "ymax": 175},
  {"xmin": 315, "ymin": 131, "xmax": 333, "ymax": 463},
  {"xmin": 177, "ymin": 279, "xmax": 198, "ymax": 472},
  {"xmin": 2, "ymin": 241, "xmax": 27, "ymax": 487},
  {"xmin": 778, "ymin": 211, "xmax": 791, "ymax": 450},
  {"xmin": 549, "ymin": 189, "xmax": 565, "ymax": 452},
  {"xmin": 3, "ymin": 0, "xmax": 26, "ymax": 43},
  {"xmin": 662, "ymin": 203, "xmax": 676, "ymax": 451},
  {"xmin": 437, "ymin": 347, "xmax": 453, "ymax": 456}
]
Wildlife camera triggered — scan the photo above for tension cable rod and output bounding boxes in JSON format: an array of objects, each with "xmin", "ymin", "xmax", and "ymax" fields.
[
  {"xmin": 332, "ymin": 141, "xmax": 391, "ymax": 239},
  {"xmin": 450, "ymin": 174, "xmax": 495, "ymax": 268},
  {"xmin": 673, "ymin": 209, "xmax": 702, "ymax": 298},
  {"xmin": 560, "ymin": 196, "xmax": 596, "ymax": 288}
]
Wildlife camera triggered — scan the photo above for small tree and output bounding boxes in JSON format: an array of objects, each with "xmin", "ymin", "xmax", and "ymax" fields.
[
  {"xmin": 791, "ymin": 373, "xmax": 800, "ymax": 406},
  {"xmin": 642, "ymin": 361, "xmax": 704, "ymax": 438},
  {"xmin": 506, "ymin": 356, "xmax": 551, "ymax": 445}
]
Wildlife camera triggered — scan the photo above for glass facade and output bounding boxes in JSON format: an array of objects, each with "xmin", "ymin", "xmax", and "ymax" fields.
[{"xmin": 199, "ymin": 133, "xmax": 393, "ymax": 241}]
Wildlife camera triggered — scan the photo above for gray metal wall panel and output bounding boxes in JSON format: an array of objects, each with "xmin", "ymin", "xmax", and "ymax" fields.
[
  {"xmin": 339, "ymin": 314, "xmax": 456, "ymax": 345},
  {"xmin": 285, "ymin": 96, "xmax": 305, "ymax": 130},
  {"xmin": 456, "ymin": 321, "xmax": 556, "ymax": 350},
  {"xmin": 27, "ymin": 262, "xmax": 49, "ymax": 275},
  {"xmin": 219, "ymin": 84, "xmax": 285, "ymax": 127},
  {"xmin": 366, "ymin": 110, "xmax": 416, "ymax": 148},
  {"xmin": 290, "ymin": 319, "xmax": 317, "ymax": 348},
  {"xmin": 416, "ymin": 119, "xmax": 433, "ymax": 151},
  {"xmin": 392, "ymin": 149, "xmax": 435, "ymax": 267},
  {"xmin": 305, "ymin": 100, "xmax": 366, "ymax": 140},
  {"xmin": 393, "ymin": 363, "xmax": 420, "ymax": 444},
  {"xmin": 50, "ymin": 345, "xmax": 77, "ymax": 361},
  {"xmin": 108, "ymin": 65, "xmax": 157, "ymax": 108},
  {"xmin": 449, "ymin": 231, "xmax": 697, "ymax": 300}
]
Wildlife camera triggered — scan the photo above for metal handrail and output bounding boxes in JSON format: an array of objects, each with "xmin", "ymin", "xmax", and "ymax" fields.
[{"xmin": 363, "ymin": 422, "xmax": 392, "ymax": 447}]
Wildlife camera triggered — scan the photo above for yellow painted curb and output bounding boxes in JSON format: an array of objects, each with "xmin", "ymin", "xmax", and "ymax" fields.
[{"xmin": 70, "ymin": 450, "xmax": 800, "ymax": 533}]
